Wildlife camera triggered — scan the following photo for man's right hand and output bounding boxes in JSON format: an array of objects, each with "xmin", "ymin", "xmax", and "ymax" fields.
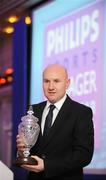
[{"xmin": 16, "ymin": 134, "xmax": 25, "ymax": 156}]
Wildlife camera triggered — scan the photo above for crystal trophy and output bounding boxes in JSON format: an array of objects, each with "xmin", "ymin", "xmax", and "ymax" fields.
[{"xmin": 15, "ymin": 105, "xmax": 40, "ymax": 166}]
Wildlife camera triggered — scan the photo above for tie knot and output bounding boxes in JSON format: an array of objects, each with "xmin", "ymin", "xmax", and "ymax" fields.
[{"xmin": 49, "ymin": 104, "xmax": 55, "ymax": 111}]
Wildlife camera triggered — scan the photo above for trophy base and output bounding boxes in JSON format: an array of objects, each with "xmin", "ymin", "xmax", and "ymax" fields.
[{"xmin": 14, "ymin": 156, "xmax": 38, "ymax": 167}]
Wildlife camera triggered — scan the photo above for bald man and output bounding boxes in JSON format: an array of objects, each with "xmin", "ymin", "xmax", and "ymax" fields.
[{"xmin": 17, "ymin": 64, "xmax": 94, "ymax": 180}]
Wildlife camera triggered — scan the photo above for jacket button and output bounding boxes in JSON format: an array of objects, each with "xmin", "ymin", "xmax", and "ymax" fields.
[{"xmin": 41, "ymin": 154, "xmax": 46, "ymax": 159}]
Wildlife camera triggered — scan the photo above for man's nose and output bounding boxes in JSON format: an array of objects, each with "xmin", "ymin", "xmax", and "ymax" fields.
[{"xmin": 48, "ymin": 82, "xmax": 54, "ymax": 89}]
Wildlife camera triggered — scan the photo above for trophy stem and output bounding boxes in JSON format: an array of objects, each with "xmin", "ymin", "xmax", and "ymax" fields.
[{"xmin": 23, "ymin": 147, "xmax": 30, "ymax": 157}]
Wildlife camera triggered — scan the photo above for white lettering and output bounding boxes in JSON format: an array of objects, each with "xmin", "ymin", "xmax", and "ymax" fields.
[
  {"xmin": 46, "ymin": 9, "xmax": 100, "ymax": 57},
  {"xmin": 69, "ymin": 70, "xmax": 97, "ymax": 96}
]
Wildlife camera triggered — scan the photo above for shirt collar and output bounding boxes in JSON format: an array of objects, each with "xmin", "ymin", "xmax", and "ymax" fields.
[{"xmin": 46, "ymin": 94, "xmax": 67, "ymax": 110}]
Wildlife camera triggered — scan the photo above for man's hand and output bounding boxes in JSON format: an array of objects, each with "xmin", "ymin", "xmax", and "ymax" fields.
[
  {"xmin": 21, "ymin": 155, "xmax": 44, "ymax": 173},
  {"xmin": 16, "ymin": 134, "xmax": 25, "ymax": 156},
  {"xmin": 16, "ymin": 135, "xmax": 44, "ymax": 172}
]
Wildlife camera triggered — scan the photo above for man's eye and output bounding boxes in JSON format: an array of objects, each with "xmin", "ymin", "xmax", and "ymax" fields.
[
  {"xmin": 44, "ymin": 80, "xmax": 49, "ymax": 83},
  {"xmin": 54, "ymin": 80, "xmax": 60, "ymax": 83}
]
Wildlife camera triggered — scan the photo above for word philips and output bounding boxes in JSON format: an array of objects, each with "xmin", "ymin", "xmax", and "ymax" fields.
[{"xmin": 46, "ymin": 9, "xmax": 99, "ymax": 57}]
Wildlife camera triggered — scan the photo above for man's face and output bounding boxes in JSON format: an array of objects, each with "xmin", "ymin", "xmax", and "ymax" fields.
[{"xmin": 43, "ymin": 65, "xmax": 70, "ymax": 103}]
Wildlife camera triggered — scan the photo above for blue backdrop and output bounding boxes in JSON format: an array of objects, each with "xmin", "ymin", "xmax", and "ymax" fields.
[{"xmin": 12, "ymin": 19, "xmax": 28, "ymax": 180}]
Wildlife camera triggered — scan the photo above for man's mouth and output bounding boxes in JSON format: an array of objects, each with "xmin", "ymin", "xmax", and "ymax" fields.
[{"xmin": 48, "ymin": 92, "xmax": 55, "ymax": 95}]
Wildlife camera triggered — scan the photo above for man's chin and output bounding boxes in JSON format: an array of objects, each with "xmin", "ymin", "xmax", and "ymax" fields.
[{"xmin": 48, "ymin": 97, "xmax": 56, "ymax": 104}]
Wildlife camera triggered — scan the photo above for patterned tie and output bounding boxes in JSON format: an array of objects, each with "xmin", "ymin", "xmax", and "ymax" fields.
[{"xmin": 43, "ymin": 104, "xmax": 55, "ymax": 137}]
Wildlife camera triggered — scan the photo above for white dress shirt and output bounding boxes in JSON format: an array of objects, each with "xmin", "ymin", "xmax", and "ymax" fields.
[{"xmin": 41, "ymin": 94, "xmax": 67, "ymax": 135}]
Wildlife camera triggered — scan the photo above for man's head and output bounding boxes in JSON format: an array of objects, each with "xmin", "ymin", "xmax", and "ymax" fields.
[{"xmin": 43, "ymin": 64, "xmax": 70, "ymax": 103}]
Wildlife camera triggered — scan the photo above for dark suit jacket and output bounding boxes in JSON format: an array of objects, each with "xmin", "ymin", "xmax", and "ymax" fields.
[{"xmin": 28, "ymin": 95, "xmax": 94, "ymax": 180}]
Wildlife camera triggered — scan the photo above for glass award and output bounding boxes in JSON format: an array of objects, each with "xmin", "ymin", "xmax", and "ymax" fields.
[{"xmin": 14, "ymin": 105, "xmax": 40, "ymax": 166}]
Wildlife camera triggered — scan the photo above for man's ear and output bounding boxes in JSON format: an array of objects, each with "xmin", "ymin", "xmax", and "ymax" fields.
[{"xmin": 67, "ymin": 78, "xmax": 70, "ymax": 89}]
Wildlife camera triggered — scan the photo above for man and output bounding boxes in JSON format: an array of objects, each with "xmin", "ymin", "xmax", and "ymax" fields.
[{"xmin": 17, "ymin": 64, "xmax": 94, "ymax": 180}]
